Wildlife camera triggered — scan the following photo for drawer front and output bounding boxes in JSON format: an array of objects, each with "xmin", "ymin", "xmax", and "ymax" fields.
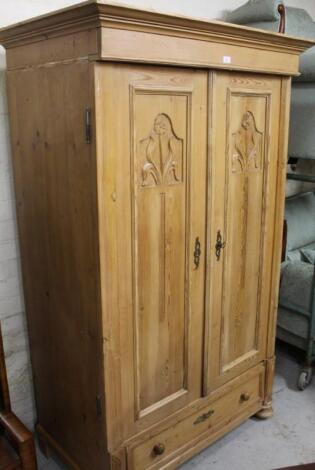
[{"xmin": 127, "ymin": 366, "xmax": 264, "ymax": 469}]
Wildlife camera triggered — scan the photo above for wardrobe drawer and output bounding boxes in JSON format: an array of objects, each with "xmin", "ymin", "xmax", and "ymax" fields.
[{"xmin": 127, "ymin": 367, "xmax": 264, "ymax": 470}]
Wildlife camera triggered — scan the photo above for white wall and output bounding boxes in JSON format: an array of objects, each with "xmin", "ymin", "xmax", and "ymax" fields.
[
  {"xmin": 1, "ymin": 0, "xmax": 315, "ymax": 29},
  {"xmin": 0, "ymin": 0, "xmax": 314, "ymax": 431}
]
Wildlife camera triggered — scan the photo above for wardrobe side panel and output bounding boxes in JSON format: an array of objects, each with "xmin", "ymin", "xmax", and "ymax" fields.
[{"xmin": 6, "ymin": 62, "xmax": 108, "ymax": 469}]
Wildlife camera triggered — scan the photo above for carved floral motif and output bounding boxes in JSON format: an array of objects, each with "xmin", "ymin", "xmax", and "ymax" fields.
[
  {"xmin": 232, "ymin": 111, "xmax": 262, "ymax": 174},
  {"xmin": 140, "ymin": 113, "xmax": 183, "ymax": 187},
  {"xmin": 230, "ymin": 110, "xmax": 264, "ymax": 333}
]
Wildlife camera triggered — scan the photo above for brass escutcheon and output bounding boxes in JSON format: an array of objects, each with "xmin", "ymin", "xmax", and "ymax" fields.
[
  {"xmin": 215, "ymin": 230, "xmax": 226, "ymax": 261},
  {"xmin": 194, "ymin": 237, "xmax": 201, "ymax": 269},
  {"xmin": 193, "ymin": 409, "xmax": 215, "ymax": 425}
]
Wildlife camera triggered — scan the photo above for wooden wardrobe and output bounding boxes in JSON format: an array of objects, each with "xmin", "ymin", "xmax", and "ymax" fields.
[{"xmin": 0, "ymin": 2, "xmax": 312, "ymax": 469}]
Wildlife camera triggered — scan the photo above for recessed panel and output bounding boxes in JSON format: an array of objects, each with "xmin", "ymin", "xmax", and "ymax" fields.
[
  {"xmin": 132, "ymin": 91, "xmax": 189, "ymax": 416},
  {"xmin": 221, "ymin": 92, "xmax": 269, "ymax": 371}
]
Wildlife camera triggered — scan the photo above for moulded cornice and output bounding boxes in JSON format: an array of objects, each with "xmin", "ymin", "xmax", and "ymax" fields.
[{"xmin": 0, "ymin": 0, "xmax": 313, "ymax": 55}]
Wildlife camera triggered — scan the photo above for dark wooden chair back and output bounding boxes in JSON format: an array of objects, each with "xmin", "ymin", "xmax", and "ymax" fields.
[{"xmin": 0, "ymin": 321, "xmax": 37, "ymax": 470}]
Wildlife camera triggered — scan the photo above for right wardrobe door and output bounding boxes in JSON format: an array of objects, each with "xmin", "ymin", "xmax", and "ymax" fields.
[{"xmin": 204, "ymin": 71, "xmax": 282, "ymax": 393}]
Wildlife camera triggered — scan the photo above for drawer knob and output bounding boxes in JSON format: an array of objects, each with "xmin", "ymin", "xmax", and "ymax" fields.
[
  {"xmin": 153, "ymin": 443, "xmax": 165, "ymax": 456},
  {"xmin": 240, "ymin": 392, "xmax": 250, "ymax": 402}
]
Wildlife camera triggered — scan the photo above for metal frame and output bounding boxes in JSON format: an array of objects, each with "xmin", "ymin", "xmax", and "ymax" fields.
[{"xmin": 278, "ymin": 171, "xmax": 315, "ymax": 388}]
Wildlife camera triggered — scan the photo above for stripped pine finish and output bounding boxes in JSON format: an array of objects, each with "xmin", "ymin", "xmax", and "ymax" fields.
[
  {"xmin": 204, "ymin": 73, "xmax": 282, "ymax": 393},
  {"xmin": 0, "ymin": 2, "xmax": 313, "ymax": 469}
]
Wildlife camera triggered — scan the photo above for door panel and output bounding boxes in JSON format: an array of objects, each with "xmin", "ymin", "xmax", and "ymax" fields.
[
  {"xmin": 97, "ymin": 64, "xmax": 207, "ymax": 445},
  {"xmin": 204, "ymin": 72, "xmax": 281, "ymax": 393},
  {"xmin": 223, "ymin": 94, "xmax": 266, "ymax": 370},
  {"xmin": 133, "ymin": 93, "xmax": 189, "ymax": 416}
]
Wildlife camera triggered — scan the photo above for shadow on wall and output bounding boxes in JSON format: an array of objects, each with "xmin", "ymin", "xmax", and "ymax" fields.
[
  {"xmin": 0, "ymin": 69, "xmax": 36, "ymax": 430},
  {"xmin": 0, "ymin": 48, "xmax": 6, "ymax": 70}
]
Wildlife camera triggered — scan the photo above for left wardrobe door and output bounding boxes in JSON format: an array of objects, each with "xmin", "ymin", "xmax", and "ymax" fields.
[{"xmin": 96, "ymin": 64, "xmax": 208, "ymax": 447}]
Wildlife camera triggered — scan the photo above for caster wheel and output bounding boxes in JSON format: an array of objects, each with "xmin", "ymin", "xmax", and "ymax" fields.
[{"xmin": 297, "ymin": 368, "xmax": 312, "ymax": 391}]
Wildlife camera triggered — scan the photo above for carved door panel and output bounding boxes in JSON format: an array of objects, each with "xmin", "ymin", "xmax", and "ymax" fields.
[
  {"xmin": 98, "ymin": 64, "xmax": 207, "ymax": 444},
  {"xmin": 204, "ymin": 72, "xmax": 281, "ymax": 393}
]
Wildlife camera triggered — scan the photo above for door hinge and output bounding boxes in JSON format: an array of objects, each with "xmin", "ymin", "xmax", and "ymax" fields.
[
  {"xmin": 96, "ymin": 395, "xmax": 102, "ymax": 418},
  {"xmin": 85, "ymin": 107, "xmax": 92, "ymax": 144}
]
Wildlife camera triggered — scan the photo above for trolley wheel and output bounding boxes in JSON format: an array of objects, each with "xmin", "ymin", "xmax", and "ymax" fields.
[{"xmin": 297, "ymin": 368, "xmax": 313, "ymax": 391}]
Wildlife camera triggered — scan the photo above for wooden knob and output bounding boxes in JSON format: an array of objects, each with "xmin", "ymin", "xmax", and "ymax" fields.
[
  {"xmin": 240, "ymin": 392, "xmax": 250, "ymax": 402},
  {"xmin": 153, "ymin": 443, "xmax": 165, "ymax": 456}
]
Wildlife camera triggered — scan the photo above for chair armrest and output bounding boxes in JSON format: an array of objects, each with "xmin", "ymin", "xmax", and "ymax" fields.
[
  {"xmin": 225, "ymin": 0, "xmax": 284, "ymax": 28},
  {"xmin": 0, "ymin": 411, "xmax": 37, "ymax": 470},
  {"xmin": 278, "ymin": 4, "xmax": 286, "ymax": 33}
]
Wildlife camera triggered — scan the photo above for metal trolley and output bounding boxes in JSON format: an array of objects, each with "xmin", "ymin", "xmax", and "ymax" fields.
[{"xmin": 278, "ymin": 172, "xmax": 315, "ymax": 390}]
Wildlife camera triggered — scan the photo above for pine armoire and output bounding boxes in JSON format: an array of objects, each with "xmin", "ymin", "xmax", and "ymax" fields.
[{"xmin": 0, "ymin": 2, "xmax": 313, "ymax": 469}]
